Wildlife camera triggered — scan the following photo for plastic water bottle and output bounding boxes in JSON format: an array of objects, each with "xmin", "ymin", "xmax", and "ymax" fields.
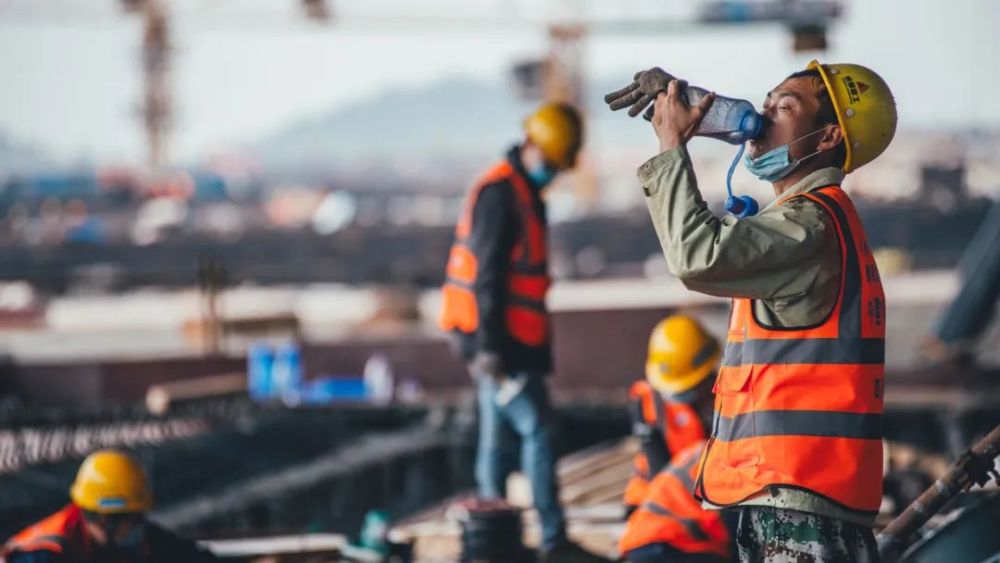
[
  {"xmin": 644, "ymin": 69, "xmax": 762, "ymax": 144},
  {"xmin": 683, "ymin": 85, "xmax": 763, "ymax": 145}
]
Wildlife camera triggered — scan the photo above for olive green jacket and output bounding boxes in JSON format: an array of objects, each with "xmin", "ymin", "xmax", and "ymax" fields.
[{"xmin": 638, "ymin": 146, "xmax": 873, "ymax": 526}]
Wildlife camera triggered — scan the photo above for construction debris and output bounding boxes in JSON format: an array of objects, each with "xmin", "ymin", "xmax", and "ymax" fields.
[
  {"xmin": 877, "ymin": 424, "xmax": 1000, "ymax": 561},
  {"xmin": 200, "ymin": 533, "xmax": 345, "ymax": 562},
  {"xmin": 392, "ymin": 440, "xmax": 636, "ymax": 561}
]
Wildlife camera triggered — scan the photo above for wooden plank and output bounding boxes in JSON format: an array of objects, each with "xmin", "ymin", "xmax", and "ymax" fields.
[{"xmin": 200, "ymin": 533, "xmax": 344, "ymax": 557}]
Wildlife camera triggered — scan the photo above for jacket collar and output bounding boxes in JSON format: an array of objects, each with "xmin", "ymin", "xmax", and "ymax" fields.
[{"xmin": 765, "ymin": 167, "xmax": 844, "ymax": 211}]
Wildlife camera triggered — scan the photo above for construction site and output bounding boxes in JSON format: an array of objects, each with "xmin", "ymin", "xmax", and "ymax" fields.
[{"xmin": 1, "ymin": 1, "xmax": 998, "ymax": 562}]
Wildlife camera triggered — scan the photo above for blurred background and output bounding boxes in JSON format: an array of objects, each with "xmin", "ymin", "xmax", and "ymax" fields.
[{"xmin": 0, "ymin": 1, "xmax": 998, "ymax": 561}]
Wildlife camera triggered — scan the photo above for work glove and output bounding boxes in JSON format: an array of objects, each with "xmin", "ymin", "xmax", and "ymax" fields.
[
  {"xmin": 469, "ymin": 351, "xmax": 502, "ymax": 382},
  {"xmin": 604, "ymin": 66, "xmax": 676, "ymax": 121}
]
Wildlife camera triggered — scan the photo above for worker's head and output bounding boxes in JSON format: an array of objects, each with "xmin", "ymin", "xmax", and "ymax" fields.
[
  {"xmin": 645, "ymin": 315, "xmax": 720, "ymax": 403},
  {"xmin": 521, "ymin": 102, "xmax": 584, "ymax": 187},
  {"xmin": 70, "ymin": 449, "xmax": 152, "ymax": 551},
  {"xmin": 747, "ymin": 61, "xmax": 896, "ymax": 186}
]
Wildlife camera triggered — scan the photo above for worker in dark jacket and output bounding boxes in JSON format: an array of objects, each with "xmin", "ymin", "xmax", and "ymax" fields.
[
  {"xmin": 2, "ymin": 450, "xmax": 221, "ymax": 563},
  {"xmin": 623, "ymin": 315, "xmax": 717, "ymax": 516},
  {"xmin": 441, "ymin": 103, "xmax": 604, "ymax": 563}
]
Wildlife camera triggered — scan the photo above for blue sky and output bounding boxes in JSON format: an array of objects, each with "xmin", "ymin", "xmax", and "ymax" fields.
[{"xmin": 0, "ymin": 0, "xmax": 997, "ymax": 165}]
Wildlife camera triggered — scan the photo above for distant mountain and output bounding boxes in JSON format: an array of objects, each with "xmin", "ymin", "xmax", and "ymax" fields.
[{"xmin": 253, "ymin": 76, "xmax": 654, "ymax": 172}]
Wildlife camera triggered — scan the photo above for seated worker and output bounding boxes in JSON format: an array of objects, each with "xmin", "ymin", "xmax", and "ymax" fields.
[
  {"xmin": 2, "ymin": 449, "xmax": 221, "ymax": 563},
  {"xmin": 618, "ymin": 441, "xmax": 733, "ymax": 563},
  {"xmin": 623, "ymin": 315, "xmax": 718, "ymax": 516}
]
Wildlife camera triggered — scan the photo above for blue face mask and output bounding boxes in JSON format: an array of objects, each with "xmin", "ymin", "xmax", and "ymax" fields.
[
  {"xmin": 526, "ymin": 161, "xmax": 558, "ymax": 187},
  {"xmin": 743, "ymin": 128, "xmax": 826, "ymax": 182}
]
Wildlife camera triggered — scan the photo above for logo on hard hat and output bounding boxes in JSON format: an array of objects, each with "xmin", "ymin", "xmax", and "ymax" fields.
[
  {"xmin": 842, "ymin": 76, "xmax": 861, "ymax": 104},
  {"xmin": 98, "ymin": 497, "xmax": 127, "ymax": 509}
]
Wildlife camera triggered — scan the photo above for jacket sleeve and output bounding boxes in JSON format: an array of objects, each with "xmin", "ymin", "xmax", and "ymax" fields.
[
  {"xmin": 637, "ymin": 146, "xmax": 832, "ymax": 300},
  {"xmin": 641, "ymin": 430, "xmax": 672, "ymax": 477},
  {"xmin": 468, "ymin": 181, "xmax": 517, "ymax": 354}
]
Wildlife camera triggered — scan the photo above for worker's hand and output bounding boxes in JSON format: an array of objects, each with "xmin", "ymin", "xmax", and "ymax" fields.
[
  {"xmin": 604, "ymin": 67, "xmax": 675, "ymax": 120},
  {"xmin": 469, "ymin": 351, "xmax": 502, "ymax": 381},
  {"xmin": 651, "ymin": 79, "xmax": 716, "ymax": 152}
]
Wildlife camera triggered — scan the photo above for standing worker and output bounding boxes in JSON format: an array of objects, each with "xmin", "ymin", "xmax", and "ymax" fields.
[
  {"xmin": 2, "ymin": 449, "xmax": 220, "ymax": 563},
  {"xmin": 623, "ymin": 315, "xmax": 717, "ymax": 516},
  {"xmin": 440, "ymin": 103, "xmax": 604, "ymax": 562},
  {"xmin": 606, "ymin": 61, "xmax": 895, "ymax": 561}
]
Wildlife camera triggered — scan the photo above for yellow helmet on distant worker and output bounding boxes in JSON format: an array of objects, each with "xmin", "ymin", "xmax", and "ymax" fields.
[
  {"xmin": 70, "ymin": 450, "xmax": 152, "ymax": 514},
  {"xmin": 523, "ymin": 102, "xmax": 584, "ymax": 170},
  {"xmin": 645, "ymin": 315, "xmax": 720, "ymax": 396},
  {"xmin": 807, "ymin": 61, "xmax": 897, "ymax": 173}
]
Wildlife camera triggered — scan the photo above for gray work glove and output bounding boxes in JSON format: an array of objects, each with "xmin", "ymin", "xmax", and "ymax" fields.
[
  {"xmin": 469, "ymin": 351, "xmax": 502, "ymax": 382},
  {"xmin": 604, "ymin": 66, "xmax": 676, "ymax": 121}
]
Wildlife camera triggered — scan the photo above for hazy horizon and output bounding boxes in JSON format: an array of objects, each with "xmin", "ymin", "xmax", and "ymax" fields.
[{"xmin": 0, "ymin": 0, "xmax": 997, "ymax": 166}]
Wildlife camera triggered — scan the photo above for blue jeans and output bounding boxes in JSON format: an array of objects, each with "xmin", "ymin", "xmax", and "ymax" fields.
[{"xmin": 475, "ymin": 372, "xmax": 566, "ymax": 550}]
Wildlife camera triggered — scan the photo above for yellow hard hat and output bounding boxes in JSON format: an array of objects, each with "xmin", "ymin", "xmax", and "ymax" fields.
[
  {"xmin": 70, "ymin": 450, "xmax": 152, "ymax": 514},
  {"xmin": 807, "ymin": 60, "xmax": 897, "ymax": 173},
  {"xmin": 645, "ymin": 315, "xmax": 720, "ymax": 396},
  {"xmin": 523, "ymin": 102, "xmax": 583, "ymax": 170}
]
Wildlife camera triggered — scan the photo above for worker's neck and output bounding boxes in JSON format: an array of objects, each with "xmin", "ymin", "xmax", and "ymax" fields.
[
  {"xmin": 770, "ymin": 160, "xmax": 826, "ymax": 197},
  {"xmin": 84, "ymin": 520, "xmax": 109, "ymax": 546},
  {"xmin": 519, "ymin": 143, "xmax": 540, "ymax": 170}
]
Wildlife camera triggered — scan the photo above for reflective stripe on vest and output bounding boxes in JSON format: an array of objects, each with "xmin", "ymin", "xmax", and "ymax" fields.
[
  {"xmin": 697, "ymin": 185, "xmax": 886, "ymax": 513},
  {"xmin": 664, "ymin": 446, "xmax": 700, "ymax": 493},
  {"xmin": 439, "ymin": 160, "xmax": 551, "ymax": 347},
  {"xmin": 619, "ymin": 442, "xmax": 731, "ymax": 558},
  {"xmin": 722, "ymin": 338, "xmax": 885, "ymax": 366},
  {"xmin": 638, "ymin": 501, "xmax": 710, "ymax": 542}
]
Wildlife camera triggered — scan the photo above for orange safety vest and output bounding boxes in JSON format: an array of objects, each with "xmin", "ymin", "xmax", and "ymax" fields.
[
  {"xmin": 2, "ymin": 504, "xmax": 93, "ymax": 561},
  {"xmin": 620, "ymin": 441, "xmax": 731, "ymax": 558},
  {"xmin": 624, "ymin": 380, "xmax": 706, "ymax": 508},
  {"xmin": 439, "ymin": 160, "xmax": 551, "ymax": 347},
  {"xmin": 696, "ymin": 185, "xmax": 886, "ymax": 513}
]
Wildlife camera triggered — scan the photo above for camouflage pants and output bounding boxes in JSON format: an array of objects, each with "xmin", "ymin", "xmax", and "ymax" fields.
[{"xmin": 733, "ymin": 507, "xmax": 879, "ymax": 562}]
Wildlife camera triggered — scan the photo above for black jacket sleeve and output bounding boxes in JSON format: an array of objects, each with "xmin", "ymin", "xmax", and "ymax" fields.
[
  {"xmin": 467, "ymin": 180, "xmax": 516, "ymax": 355},
  {"xmin": 641, "ymin": 428, "xmax": 672, "ymax": 476}
]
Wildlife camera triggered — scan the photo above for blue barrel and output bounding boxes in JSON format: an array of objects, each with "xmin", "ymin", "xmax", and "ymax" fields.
[
  {"xmin": 271, "ymin": 343, "xmax": 303, "ymax": 401},
  {"xmin": 247, "ymin": 343, "xmax": 275, "ymax": 401},
  {"xmin": 302, "ymin": 376, "xmax": 368, "ymax": 403}
]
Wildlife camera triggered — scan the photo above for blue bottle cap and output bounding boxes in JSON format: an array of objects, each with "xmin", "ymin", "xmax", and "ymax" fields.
[{"xmin": 740, "ymin": 111, "xmax": 764, "ymax": 141}]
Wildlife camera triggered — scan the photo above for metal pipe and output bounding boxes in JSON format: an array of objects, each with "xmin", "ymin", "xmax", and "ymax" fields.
[{"xmin": 877, "ymin": 424, "xmax": 1000, "ymax": 561}]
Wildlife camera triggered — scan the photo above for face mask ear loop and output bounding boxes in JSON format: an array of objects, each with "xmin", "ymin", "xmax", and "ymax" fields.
[
  {"xmin": 789, "ymin": 126, "xmax": 828, "ymax": 148},
  {"xmin": 795, "ymin": 147, "xmax": 824, "ymax": 167},
  {"xmin": 726, "ymin": 143, "xmax": 746, "ymax": 199}
]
